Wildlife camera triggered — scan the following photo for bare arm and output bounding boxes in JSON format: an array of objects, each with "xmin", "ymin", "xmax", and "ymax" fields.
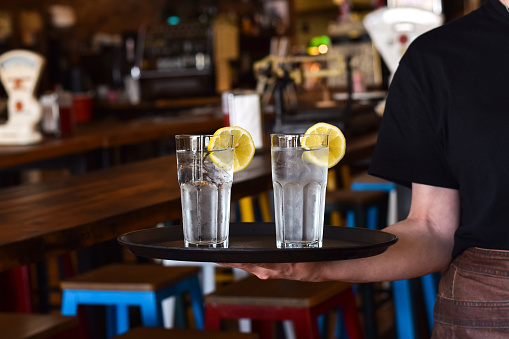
[{"xmin": 221, "ymin": 183, "xmax": 460, "ymax": 282}]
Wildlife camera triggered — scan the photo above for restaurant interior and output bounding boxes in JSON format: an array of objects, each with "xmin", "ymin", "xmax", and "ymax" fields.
[{"xmin": 0, "ymin": 0, "xmax": 483, "ymax": 338}]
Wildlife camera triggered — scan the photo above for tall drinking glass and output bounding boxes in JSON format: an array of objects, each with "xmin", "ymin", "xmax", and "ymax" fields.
[
  {"xmin": 271, "ymin": 133, "xmax": 329, "ymax": 248},
  {"xmin": 176, "ymin": 134, "xmax": 234, "ymax": 248}
]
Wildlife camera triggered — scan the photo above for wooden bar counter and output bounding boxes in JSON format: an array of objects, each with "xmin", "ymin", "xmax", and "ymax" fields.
[{"xmin": 0, "ymin": 114, "xmax": 223, "ymax": 170}]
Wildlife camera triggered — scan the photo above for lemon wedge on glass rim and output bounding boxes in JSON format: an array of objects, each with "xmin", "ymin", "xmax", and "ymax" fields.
[
  {"xmin": 303, "ymin": 122, "xmax": 346, "ymax": 168},
  {"xmin": 208, "ymin": 126, "xmax": 255, "ymax": 173}
]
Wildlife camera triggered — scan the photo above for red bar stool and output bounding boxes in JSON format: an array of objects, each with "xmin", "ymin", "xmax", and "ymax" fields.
[
  {"xmin": 111, "ymin": 327, "xmax": 259, "ymax": 338},
  {"xmin": 205, "ymin": 275, "xmax": 364, "ymax": 339},
  {"xmin": 2, "ymin": 266, "xmax": 33, "ymax": 313}
]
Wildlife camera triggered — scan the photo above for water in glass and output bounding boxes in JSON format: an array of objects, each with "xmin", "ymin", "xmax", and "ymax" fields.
[
  {"xmin": 271, "ymin": 134, "xmax": 329, "ymax": 248},
  {"xmin": 176, "ymin": 135, "xmax": 233, "ymax": 248}
]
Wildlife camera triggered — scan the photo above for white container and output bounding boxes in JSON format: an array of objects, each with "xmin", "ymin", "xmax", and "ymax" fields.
[{"xmin": 222, "ymin": 90, "xmax": 264, "ymax": 149}]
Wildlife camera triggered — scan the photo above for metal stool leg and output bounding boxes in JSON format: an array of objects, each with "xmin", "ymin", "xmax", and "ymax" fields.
[
  {"xmin": 421, "ymin": 273, "xmax": 439, "ymax": 331},
  {"xmin": 187, "ymin": 276, "xmax": 205, "ymax": 329},
  {"xmin": 116, "ymin": 305, "xmax": 130, "ymax": 334},
  {"xmin": 392, "ymin": 280, "xmax": 416, "ymax": 339},
  {"xmin": 139, "ymin": 292, "xmax": 162, "ymax": 327},
  {"xmin": 61, "ymin": 290, "xmax": 79, "ymax": 316}
]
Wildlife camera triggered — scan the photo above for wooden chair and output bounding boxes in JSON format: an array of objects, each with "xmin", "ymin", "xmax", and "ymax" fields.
[
  {"xmin": 0, "ymin": 312, "xmax": 79, "ymax": 339},
  {"xmin": 60, "ymin": 264, "xmax": 204, "ymax": 338},
  {"xmin": 111, "ymin": 327, "xmax": 259, "ymax": 338},
  {"xmin": 204, "ymin": 275, "xmax": 364, "ymax": 339}
]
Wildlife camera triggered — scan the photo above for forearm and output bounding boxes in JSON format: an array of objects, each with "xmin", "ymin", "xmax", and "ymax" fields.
[
  {"xmin": 223, "ymin": 218, "xmax": 454, "ymax": 283},
  {"xmin": 225, "ymin": 184, "xmax": 460, "ymax": 283},
  {"xmin": 317, "ymin": 217, "xmax": 454, "ymax": 283}
]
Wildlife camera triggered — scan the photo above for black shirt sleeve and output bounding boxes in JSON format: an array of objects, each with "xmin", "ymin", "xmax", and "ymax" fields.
[{"xmin": 368, "ymin": 40, "xmax": 459, "ymax": 190}]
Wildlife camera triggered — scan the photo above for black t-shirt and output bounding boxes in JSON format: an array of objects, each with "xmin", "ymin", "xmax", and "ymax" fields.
[{"xmin": 368, "ymin": 0, "xmax": 509, "ymax": 258}]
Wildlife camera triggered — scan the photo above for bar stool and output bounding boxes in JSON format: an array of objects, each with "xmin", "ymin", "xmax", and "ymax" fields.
[
  {"xmin": 60, "ymin": 264, "xmax": 204, "ymax": 338},
  {"xmin": 350, "ymin": 172, "xmax": 398, "ymax": 227},
  {"xmin": 111, "ymin": 327, "xmax": 259, "ymax": 338},
  {"xmin": 161, "ymin": 192, "xmax": 271, "ymax": 330},
  {"xmin": 160, "ymin": 260, "xmax": 249, "ymax": 328},
  {"xmin": 0, "ymin": 312, "xmax": 79, "ymax": 339},
  {"xmin": 350, "ymin": 172, "xmax": 438, "ymax": 338},
  {"xmin": 204, "ymin": 275, "xmax": 364, "ymax": 339},
  {"xmin": 325, "ymin": 190, "xmax": 388, "ymax": 229},
  {"xmin": 324, "ymin": 189, "xmax": 388, "ymax": 339}
]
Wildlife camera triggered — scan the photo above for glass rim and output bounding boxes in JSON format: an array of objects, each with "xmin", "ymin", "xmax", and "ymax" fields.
[
  {"xmin": 175, "ymin": 134, "xmax": 234, "ymax": 138},
  {"xmin": 175, "ymin": 133, "xmax": 235, "ymax": 152},
  {"xmin": 270, "ymin": 133, "xmax": 329, "ymax": 137},
  {"xmin": 270, "ymin": 133, "xmax": 329, "ymax": 149}
]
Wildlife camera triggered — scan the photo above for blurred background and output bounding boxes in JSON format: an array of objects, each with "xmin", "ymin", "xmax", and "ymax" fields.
[{"xmin": 0, "ymin": 0, "xmax": 481, "ymax": 114}]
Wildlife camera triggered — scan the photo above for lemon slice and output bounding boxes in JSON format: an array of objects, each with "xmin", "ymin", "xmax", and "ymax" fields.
[
  {"xmin": 301, "ymin": 134, "xmax": 329, "ymax": 167},
  {"xmin": 209, "ymin": 126, "xmax": 255, "ymax": 173},
  {"xmin": 304, "ymin": 122, "xmax": 346, "ymax": 168}
]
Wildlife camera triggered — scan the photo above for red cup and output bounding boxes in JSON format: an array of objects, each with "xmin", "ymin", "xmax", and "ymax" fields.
[{"xmin": 72, "ymin": 94, "xmax": 92, "ymax": 123}]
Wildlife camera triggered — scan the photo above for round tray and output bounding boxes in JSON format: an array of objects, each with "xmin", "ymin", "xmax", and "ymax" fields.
[{"xmin": 118, "ymin": 223, "xmax": 397, "ymax": 263}]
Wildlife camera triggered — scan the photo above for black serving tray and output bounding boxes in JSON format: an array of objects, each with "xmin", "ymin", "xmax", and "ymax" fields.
[{"xmin": 118, "ymin": 223, "xmax": 397, "ymax": 263}]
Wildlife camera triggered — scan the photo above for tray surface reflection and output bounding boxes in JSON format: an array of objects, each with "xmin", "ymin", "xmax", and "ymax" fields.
[{"xmin": 118, "ymin": 223, "xmax": 398, "ymax": 263}]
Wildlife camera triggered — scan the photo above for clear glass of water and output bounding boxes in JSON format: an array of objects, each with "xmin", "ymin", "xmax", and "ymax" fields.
[
  {"xmin": 271, "ymin": 133, "xmax": 329, "ymax": 248},
  {"xmin": 176, "ymin": 134, "xmax": 234, "ymax": 248}
]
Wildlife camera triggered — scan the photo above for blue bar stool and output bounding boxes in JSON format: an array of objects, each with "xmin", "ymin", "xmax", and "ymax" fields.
[
  {"xmin": 325, "ymin": 190, "xmax": 388, "ymax": 230},
  {"xmin": 350, "ymin": 172, "xmax": 439, "ymax": 338},
  {"xmin": 60, "ymin": 264, "xmax": 204, "ymax": 338},
  {"xmin": 350, "ymin": 173, "xmax": 398, "ymax": 227}
]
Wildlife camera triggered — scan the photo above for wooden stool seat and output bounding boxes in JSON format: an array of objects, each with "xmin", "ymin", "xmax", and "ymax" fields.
[
  {"xmin": 351, "ymin": 172, "xmax": 392, "ymax": 185},
  {"xmin": 207, "ymin": 276, "xmax": 352, "ymax": 307},
  {"xmin": 60, "ymin": 264, "xmax": 200, "ymax": 291},
  {"xmin": 205, "ymin": 276, "xmax": 363, "ymax": 339},
  {"xmin": 0, "ymin": 312, "xmax": 78, "ymax": 339},
  {"xmin": 112, "ymin": 327, "xmax": 259, "ymax": 338},
  {"xmin": 326, "ymin": 190, "xmax": 388, "ymax": 207},
  {"xmin": 61, "ymin": 264, "xmax": 204, "ymax": 338}
]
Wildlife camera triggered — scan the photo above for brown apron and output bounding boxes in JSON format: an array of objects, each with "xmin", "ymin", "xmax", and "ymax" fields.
[{"xmin": 432, "ymin": 247, "xmax": 509, "ymax": 338}]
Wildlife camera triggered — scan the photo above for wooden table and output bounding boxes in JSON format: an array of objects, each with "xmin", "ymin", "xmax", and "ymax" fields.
[
  {"xmin": 0, "ymin": 131, "xmax": 377, "ymax": 273},
  {"xmin": 0, "ymin": 114, "xmax": 223, "ymax": 170},
  {"xmin": 0, "ymin": 154, "xmax": 272, "ymax": 273}
]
